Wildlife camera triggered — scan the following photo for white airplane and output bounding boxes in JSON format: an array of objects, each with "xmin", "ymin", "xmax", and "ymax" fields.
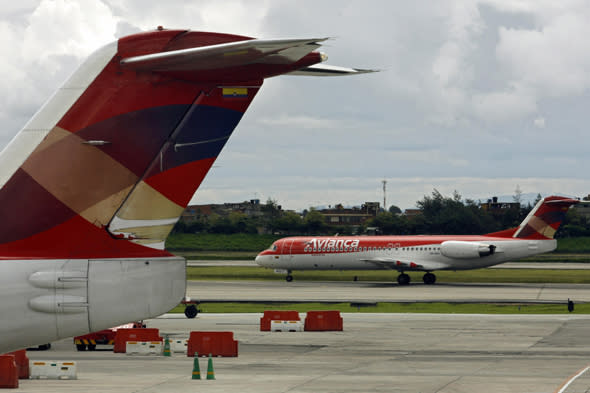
[
  {"xmin": 256, "ymin": 196, "xmax": 578, "ymax": 284},
  {"xmin": 0, "ymin": 28, "xmax": 372, "ymax": 353}
]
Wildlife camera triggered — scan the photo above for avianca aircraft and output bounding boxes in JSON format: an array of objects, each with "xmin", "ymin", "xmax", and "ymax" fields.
[
  {"xmin": 0, "ymin": 28, "xmax": 371, "ymax": 353},
  {"xmin": 256, "ymin": 196, "xmax": 578, "ymax": 285}
]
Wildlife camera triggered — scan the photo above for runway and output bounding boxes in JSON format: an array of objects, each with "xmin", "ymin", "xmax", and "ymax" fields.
[
  {"xmin": 19, "ymin": 313, "xmax": 590, "ymax": 392},
  {"xmin": 186, "ymin": 280, "xmax": 590, "ymax": 304}
]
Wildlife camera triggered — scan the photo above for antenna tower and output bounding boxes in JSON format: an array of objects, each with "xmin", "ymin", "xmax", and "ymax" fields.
[{"xmin": 382, "ymin": 179, "xmax": 387, "ymax": 211}]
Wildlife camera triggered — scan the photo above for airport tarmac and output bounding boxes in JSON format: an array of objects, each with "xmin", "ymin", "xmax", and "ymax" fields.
[
  {"xmin": 186, "ymin": 280, "xmax": 590, "ymax": 303},
  {"xmin": 19, "ymin": 313, "xmax": 590, "ymax": 392}
]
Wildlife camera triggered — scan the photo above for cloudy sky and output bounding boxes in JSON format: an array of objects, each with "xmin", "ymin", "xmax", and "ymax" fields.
[{"xmin": 1, "ymin": 0, "xmax": 589, "ymax": 210}]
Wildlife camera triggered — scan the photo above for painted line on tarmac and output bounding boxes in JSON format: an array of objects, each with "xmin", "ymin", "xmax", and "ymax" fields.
[{"xmin": 555, "ymin": 365, "xmax": 590, "ymax": 393}]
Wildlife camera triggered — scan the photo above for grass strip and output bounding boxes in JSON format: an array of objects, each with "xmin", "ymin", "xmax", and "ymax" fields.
[
  {"xmin": 167, "ymin": 301, "xmax": 590, "ymax": 314},
  {"xmin": 187, "ymin": 266, "xmax": 590, "ymax": 284}
]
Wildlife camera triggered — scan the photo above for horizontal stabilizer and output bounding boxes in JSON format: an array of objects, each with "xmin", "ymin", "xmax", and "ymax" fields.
[
  {"xmin": 120, "ymin": 37, "xmax": 327, "ymax": 72},
  {"xmin": 287, "ymin": 64, "xmax": 378, "ymax": 76}
]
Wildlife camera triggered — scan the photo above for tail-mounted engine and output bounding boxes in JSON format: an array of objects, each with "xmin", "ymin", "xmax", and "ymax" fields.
[{"xmin": 440, "ymin": 241, "xmax": 496, "ymax": 259}]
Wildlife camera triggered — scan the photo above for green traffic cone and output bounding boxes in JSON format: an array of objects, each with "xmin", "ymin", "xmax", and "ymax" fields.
[
  {"xmin": 192, "ymin": 355, "xmax": 201, "ymax": 380},
  {"xmin": 163, "ymin": 336, "xmax": 171, "ymax": 357},
  {"xmin": 206, "ymin": 354, "xmax": 215, "ymax": 380}
]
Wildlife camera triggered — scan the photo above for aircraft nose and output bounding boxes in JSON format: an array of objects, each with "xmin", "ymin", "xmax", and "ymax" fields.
[{"xmin": 255, "ymin": 254, "xmax": 269, "ymax": 267}]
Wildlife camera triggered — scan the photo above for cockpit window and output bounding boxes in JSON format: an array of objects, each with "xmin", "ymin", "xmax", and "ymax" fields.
[{"xmin": 270, "ymin": 244, "xmax": 278, "ymax": 251}]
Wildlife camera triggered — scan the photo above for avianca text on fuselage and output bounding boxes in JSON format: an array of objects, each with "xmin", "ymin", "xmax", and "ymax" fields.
[{"xmin": 304, "ymin": 238, "xmax": 361, "ymax": 252}]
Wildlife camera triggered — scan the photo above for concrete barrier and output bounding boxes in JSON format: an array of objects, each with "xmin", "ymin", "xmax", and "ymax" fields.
[
  {"xmin": 6, "ymin": 350, "xmax": 28, "ymax": 379},
  {"xmin": 125, "ymin": 341, "xmax": 163, "ymax": 356},
  {"xmin": 187, "ymin": 332, "xmax": 238, "ymax": 357},
  {"xmin": 260, "ymin": 311, "xmax": 300, "ymax": 331},
  {"xmin": 304, "ymin": 310, "xmax": 343, "ymax": 331},
  {"xmin": 30, "ymin": 361, "xmax": 77, "ymax": 380},
  {"xmin": 270, "ymin": 320, "xmax": 303, "ymax": 332},
  {"xmin": 114, "ymin": 328, "xmax": 162, "ymax": 353},
  {"xmin": 171, "ymin": 339, "xmax": 188, "ymax": 354},
  {"xmin": 0, "ymin": 355, "xmax": 18, "ymax": 388}
]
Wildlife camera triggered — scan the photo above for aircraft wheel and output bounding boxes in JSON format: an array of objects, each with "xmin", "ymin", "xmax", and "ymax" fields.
[
  {"xmin": 423, "ymin": 272, "xmax": 436, "ymax": 285},
  {"xmin": 286, "ymin": 275, "xmax": 293, "ymax": 282},
  {"xmin": 184, "ymin": 304, "xmax": 198, "ymax": 319},
  {"xmin": 397, "ymin": 273, "xmax": 410, "ymax": 286}
]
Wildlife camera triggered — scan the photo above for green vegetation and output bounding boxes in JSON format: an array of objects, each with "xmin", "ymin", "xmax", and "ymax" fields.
[
  {"xmin": 186, "ymin": 266, "xmax": 590, "ymax": 283},
  {"xmin": 167, "ymin": 232, "xmax": 590, "ymax": 256},
  {"xmin": 555, "ymin": 237, "xmax": 590, "ymax": 253},
  {"xmin": 166, "ymin": 233, "xmax": 279, "ymax": 251},
  {"xmin": 167, "ymin": 301, "xmax": 590, "ymax": 314}
]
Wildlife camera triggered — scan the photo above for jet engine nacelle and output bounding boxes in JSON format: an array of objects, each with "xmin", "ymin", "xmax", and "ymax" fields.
[{"xmin": 440, "ymin": 241, "xmax": 496, "ymax": 259}]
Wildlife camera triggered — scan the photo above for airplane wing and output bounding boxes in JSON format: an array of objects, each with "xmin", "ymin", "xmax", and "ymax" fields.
[
  {"xmin": 359, "ymin": 257, "xmax": 451, "ymax": 272},
  {"xmin": 120, "ymin": 37, "xmax": 327, "ymax": 71}
]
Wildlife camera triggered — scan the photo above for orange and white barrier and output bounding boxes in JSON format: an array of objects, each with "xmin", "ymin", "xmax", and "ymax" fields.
[
  {"xmin": 113, "ymin": 328, "xmax": 162, "ymax": 353},
  {"xmin": 260, "ymin": 310, "xmax": 300, "ymax": 331},
  {"xmin": 270, "ymin": 320, "xmax": 303, "ymax": 332},
  {"xmin": 125, "ymin": 341, "xmax": 163, "ymax": 355},
  {"xmin": 30, "ymin": 361, "xmax": 77, "ymax": 380}
]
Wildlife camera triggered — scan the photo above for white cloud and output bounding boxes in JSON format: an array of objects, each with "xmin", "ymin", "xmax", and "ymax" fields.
[
  {"xmin": 258, "ymin": 114, "xmax": 342, "ymax": 130},
  {"xmin": 495, "ymin": 15, "xmax": 590, "ymax": 97},
  {"xmin": 468, "ymin": 0, "xmax": 590, "ymax": 125},
  {"xmin": 103, "ymin": 0, "xmax": 269, "ymax": 38},
  {"xmin": 1, "ymin": 1, "xmax": 589, "ymax": 213},
  {"xmin": 533, "ymin": 117, "xmax": 546, "ymax": 128},
  {"xmin": 22, "ymin": 0, "xmax": 116, "ymax": 64},
  {"xmin": 471, "ymin": 85, "xmax": 537, "ymax": 123},
  {"xmin": 0, "ymin": 0, "xmax": 118, "ymax": 146}
]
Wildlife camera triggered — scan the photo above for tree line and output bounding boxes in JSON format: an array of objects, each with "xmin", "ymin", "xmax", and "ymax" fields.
[{"xmin": 172, "ymin": 190, "xmax": 589, "ymax": 238}]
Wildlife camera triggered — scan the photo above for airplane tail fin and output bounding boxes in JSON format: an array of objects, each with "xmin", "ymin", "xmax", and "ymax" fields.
[
  {"xmin": 486, "ymin": 196, "xmax": 578, "ymax": 240},
  {"xmin": 0, "ymin": 29, "xmax": 369, "ymax": 258}
]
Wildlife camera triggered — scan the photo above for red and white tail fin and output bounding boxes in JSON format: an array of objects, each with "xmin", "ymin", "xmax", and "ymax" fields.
[
  {"xmin": 487, "ymin": 196, "xmax": 578, "ymax": 239},
  {"xmin": 0, "ymin": 29, "xmax": 372, "ymax": 258}
]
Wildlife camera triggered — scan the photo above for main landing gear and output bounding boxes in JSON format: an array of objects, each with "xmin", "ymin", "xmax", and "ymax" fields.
[
  {"xmin": 397, "ymin": 272, "xmax": 437, "ymax": 285},
  {"xmin": 286, "ymin": 270, "xmax": 293, "ymax": 282},
  {"xmin": 397, "ymin": 273, "xmax": 410, "ymax": 286},
  {"xmin": 422, "ymin": 272, "xmax": 436, "ymax": 285}
]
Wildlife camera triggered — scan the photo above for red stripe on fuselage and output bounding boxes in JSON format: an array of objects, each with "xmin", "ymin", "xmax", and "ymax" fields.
[{"xmin": 260, "ymin": 236, "xmax": 521, "ymax": 256}]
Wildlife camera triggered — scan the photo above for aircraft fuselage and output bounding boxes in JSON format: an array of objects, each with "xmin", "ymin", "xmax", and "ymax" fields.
[{"xmin": 256, "ymin": 235, "xmax": 556, "ymax": 272}]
